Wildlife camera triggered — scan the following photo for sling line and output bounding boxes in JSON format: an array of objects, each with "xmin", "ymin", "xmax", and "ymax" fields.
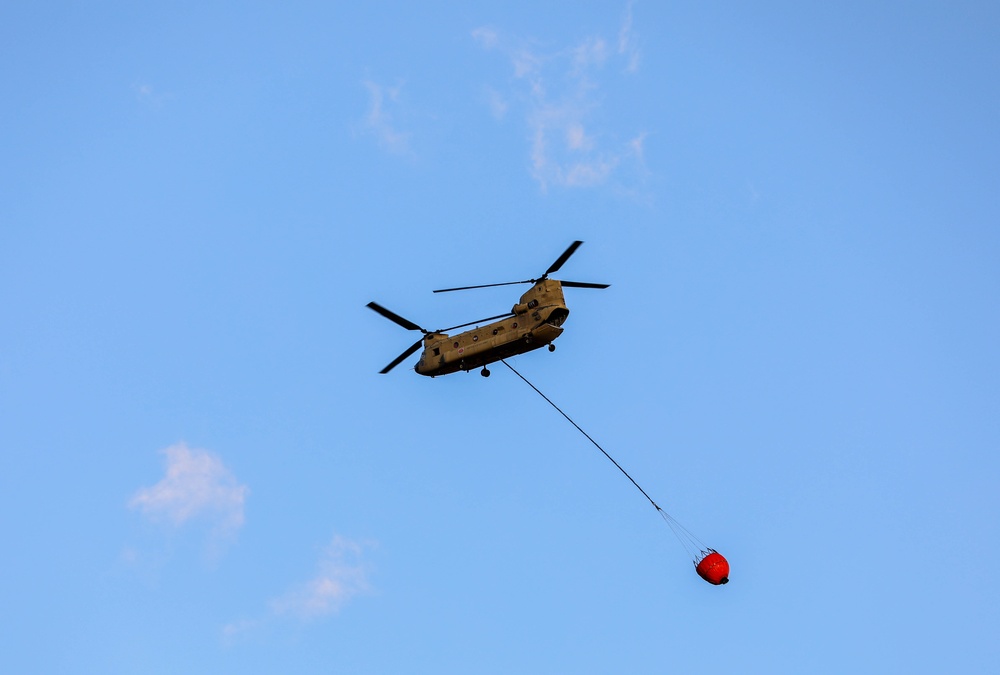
[
  {"xmin": 499, "ymin": 358, "xmax": 711, "ymax": 563},
  {"xmin": 500, "ymin": 358, "xmax": 661, "ymax": 511}
]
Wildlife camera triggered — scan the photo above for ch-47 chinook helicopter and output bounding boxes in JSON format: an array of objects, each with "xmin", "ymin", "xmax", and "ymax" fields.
[{"xmin": 367, "ymin": 241, "xmax": 609, "ymax": 377}]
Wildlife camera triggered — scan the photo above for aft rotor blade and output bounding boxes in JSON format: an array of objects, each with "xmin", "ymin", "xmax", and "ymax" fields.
[
  {"xmin": 433, "ymin": 280, "xmax": 533, "ymax": 293},
  {"xmin": 440, "ymin": 312, "xmax": 516, "ymax": 333},
  {"xmin": 543, "ymin": 240, "xmax": 583, "ymax": 277},
  {"xmin": 367, "ymin": 302, "xmax": 426, "ymax": 332},
  {"xmin": 560, "ymin": 280, "xmax": 610, "ymax": 289},
  {"xmin": 380, "ymin": 338, "xmax": 424, "ymax": 374}
]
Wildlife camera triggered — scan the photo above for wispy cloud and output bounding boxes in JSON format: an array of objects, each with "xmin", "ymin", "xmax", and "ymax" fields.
[
  {"xmin": 573, "ymin": 36, "xmax": 609, "ymax": 72},
  {"xmin": 129, "ymin": 442, "xmax": 248, "ymax": 537},
  {"xmin": 133, "ymin": 82, "xmax": 172, "ymax": 108},
  {"xmin": 618, "ymin": 1, "xmax": 641, "ymax": 73},
  {"xmin": 471, "ymin": 26, "xmax": 499, "ymax": 50},
  {"xmin": 482, "ymin": 85, "xmax": 509, "ymax": 120},
  {"xmin": 222, "ymin": 535, "xmax": 373, "ymax": 641},
  {"xmin": 361, "ymin": 80, "xmax": 411, "ymax": 155},
  {"xmin": 472, "ymin": 6, "xmax": 646, "ymax": 192},
  {"xmin": 270, "ymin": 536, "xmax": 372, "ymax": 619}
]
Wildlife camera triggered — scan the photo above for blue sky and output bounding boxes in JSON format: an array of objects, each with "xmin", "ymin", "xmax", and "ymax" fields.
[{"xmin": 2, "ymin": 2, "xmax": 999, "ymax": 672}]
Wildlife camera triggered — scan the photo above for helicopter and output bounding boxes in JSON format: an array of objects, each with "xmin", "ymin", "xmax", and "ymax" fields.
[{"xmin": 367, "ymin": 240, "xmax": 609, "ymax": 377}]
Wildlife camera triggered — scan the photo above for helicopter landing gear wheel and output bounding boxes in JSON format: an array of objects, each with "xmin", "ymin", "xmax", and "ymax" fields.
[
  {"xmin": 548, "ymin": 343, "xmax": 556, "ymax": 352},
  {"xmin": 481, "ymin": 367, "xmax": 491, "ymax": 377}
]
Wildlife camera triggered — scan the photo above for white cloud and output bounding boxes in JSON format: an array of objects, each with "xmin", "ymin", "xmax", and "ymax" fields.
[
  {"xmin": 129, "ymin": 442, "xmax": 247, "ymax": 536},
  {"xmin": 618, "ymin": 1, "xmax": 641, "ymax": 73},
  {"xmin": 483, "ymin": 86, "xmax": 509, "ymax": 120},
  {"xmin": 133, "ymin": 82, "xmax": 172, "ymax": 108},
  {"xmin": 361, "ymin": 80, "xmax": 411, "ymax": 155},
  {"xmin": 512, "ymin": 48, "xmax": 543, "ymax": 81},
  {"xmin": 270, "ymin": 536, "xmax": 371, "ymax": 619},
  {"xmin": 471, "ymin": 26, "xmax": 499, "ymax": 50},
  {"xmin": 223, "ymin": 535, "xmax": 372, "ymax": 640},
  {"xmin": 564, "ymin": 157, "xmax": 618, "ymax": 187},
  {"xmin": 629, "ymin": 131, "xmax": 647, "ymax": 161},
  {"xmin": 221, "ymin": 618, "xmax": 261, "ymax": 641},
  {"xmin": 566, "ymin": 123, "xmax": 593, "ymax": 151},
  {"xmin": 473, "ymin": 12, "xmax": 647, "ymax": 192},
  {"xmin": 573, "ymin": 37, "xmax": 608, "ymax": 71}
]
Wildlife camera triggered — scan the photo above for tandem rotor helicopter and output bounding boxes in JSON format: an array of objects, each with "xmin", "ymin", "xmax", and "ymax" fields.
[
  {"xmin": 367, "ymin": 241, "xmax": 609, "ymax": 377},
  {"xmin": 368, "ymin": 241, "xmax": 732, "ymax": 585}
]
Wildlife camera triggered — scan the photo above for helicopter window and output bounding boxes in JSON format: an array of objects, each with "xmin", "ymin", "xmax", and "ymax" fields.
[
  {"xmin": 512, "ymin": 322, "xmax": 518, "ymax": 328},
  {"xmin": 433, "ymin": 348, "xmax": 440, "ymax": 356},
  {"xmin": 453, "ymin": 341, "xmax": 459, "ymax": 348},
  {"xmin": 473, "ymin": 335, "xmax": 478, "ymax": 342}
]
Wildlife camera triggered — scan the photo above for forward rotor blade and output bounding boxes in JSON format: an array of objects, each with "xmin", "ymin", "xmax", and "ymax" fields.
[
  {"xmin": 433, "ymin": 280, "xmax": 533, "ymax": 293},
  {"xmin": 367, "ymin": 302, "xmax": 426, "ymax": 332},
  {"xmin": 559, "ymin": 280, "xmax": 610, "ymax": 289},
  {"xmin": 380, "ymin": 338, "xmax": 424, "ymax": 374},
  {"xmin": 543, "ymin": 240, "xmax": 583, "ymax": 277},
  {"xmin": 440, "ymin": 312, "xmax": 516, "ymax": 333}
]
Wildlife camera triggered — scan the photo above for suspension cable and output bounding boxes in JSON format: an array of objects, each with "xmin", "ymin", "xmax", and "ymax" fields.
[
  {"xmin": 500, "ymin": 358, "xmax": 711, "ymax": 562},
  {"xmin": 501, "ymin": 358, "xmax": 660, "ymax": 509}
]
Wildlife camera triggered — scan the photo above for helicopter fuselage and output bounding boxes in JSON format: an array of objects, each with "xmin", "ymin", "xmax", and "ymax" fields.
[
  {"xmin": 368, "ymin": 240, "xmax": 607, "ymax": 376},
  {"xmin": 415, "ymin": 279, "xmax": 569, "ymax": 376}
]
